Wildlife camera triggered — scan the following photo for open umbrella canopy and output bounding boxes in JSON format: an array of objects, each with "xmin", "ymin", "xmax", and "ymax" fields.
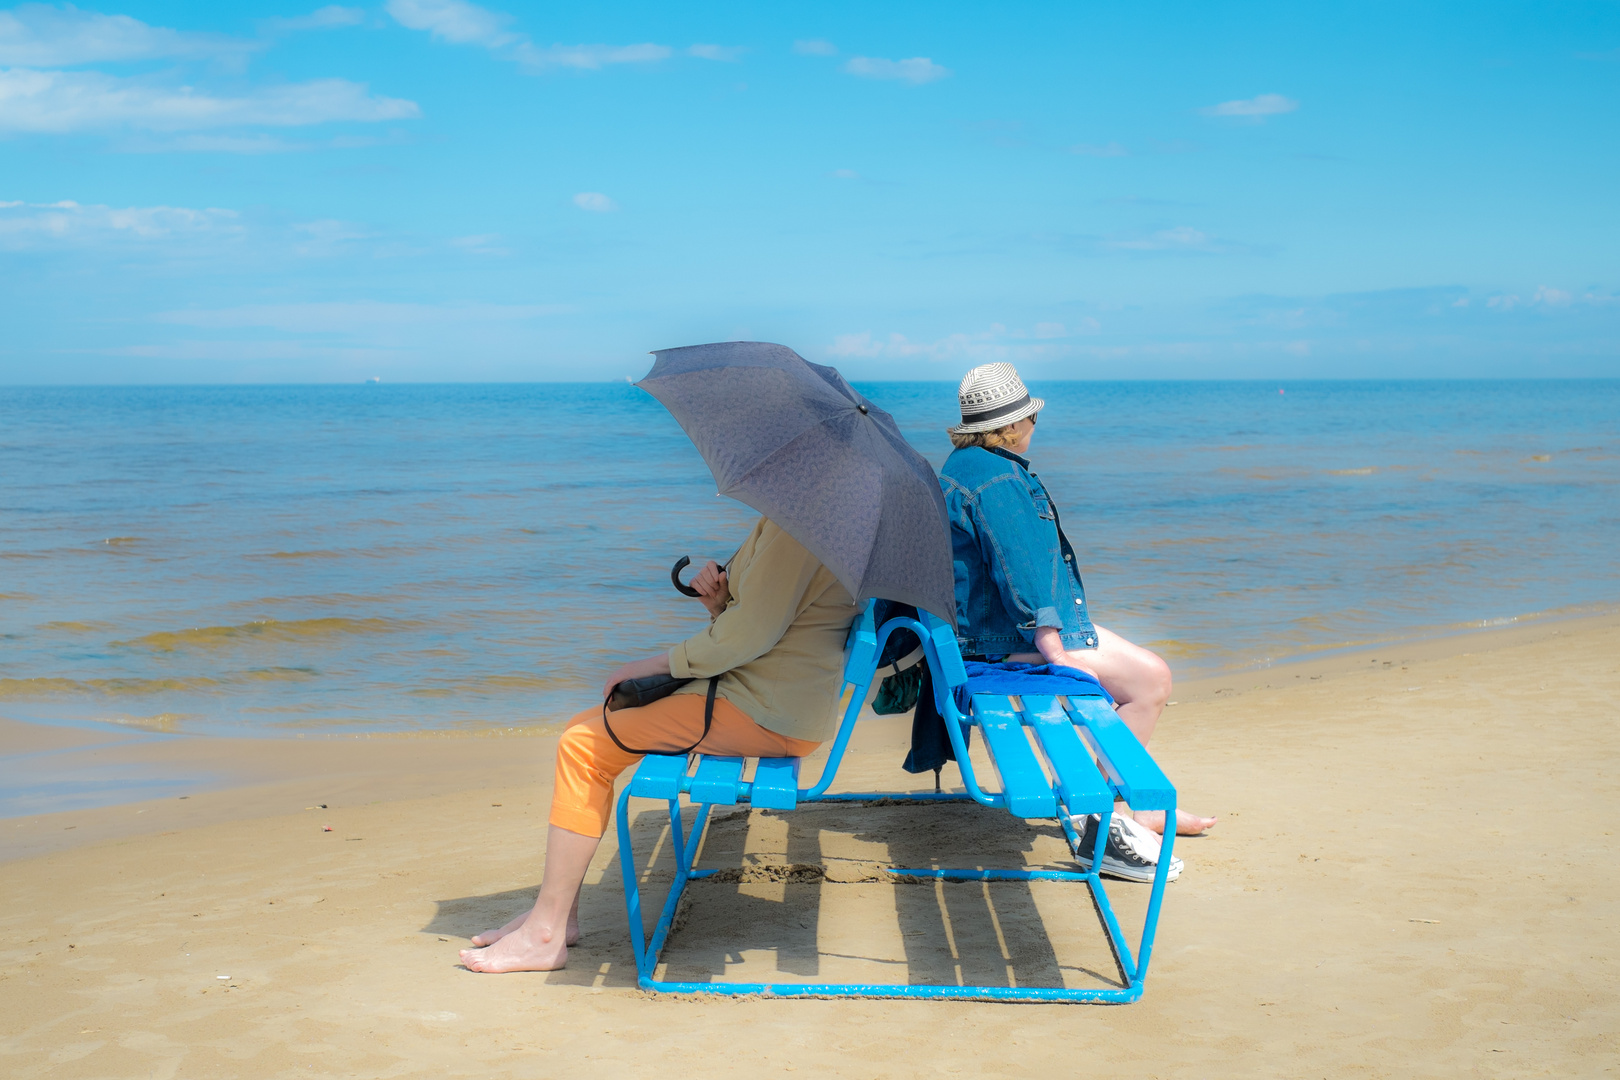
[{"xmin": 638, "ymin": 341, "xmax": 955, "ymax": 627}]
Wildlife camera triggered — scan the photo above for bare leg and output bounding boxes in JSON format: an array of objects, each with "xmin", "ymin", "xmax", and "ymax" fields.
[
  {"xmin": 1011, "ymin": 624, "xmax": 1215, "ymax": 836},
  {"xmin": 460, "ymin": 825, "xmax": 598, "ymax": 972}
]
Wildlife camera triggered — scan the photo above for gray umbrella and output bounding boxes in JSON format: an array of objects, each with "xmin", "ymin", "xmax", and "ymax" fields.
[{"xmin": 638, "ymin": 341, "xmax": 956, "ymax": 627}]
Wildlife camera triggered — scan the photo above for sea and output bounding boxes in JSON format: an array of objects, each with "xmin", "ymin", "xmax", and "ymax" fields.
[{"xmin": 2, "ymin": 380, "xmax": 1617, "ymax": 739}]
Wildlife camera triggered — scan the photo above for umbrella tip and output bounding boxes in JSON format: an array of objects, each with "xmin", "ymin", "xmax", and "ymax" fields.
[{"xmin": 857, "ymin": 404, "xmax": 869, "ymax": 414}]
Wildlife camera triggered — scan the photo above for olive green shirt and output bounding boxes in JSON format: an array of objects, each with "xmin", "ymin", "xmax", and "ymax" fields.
[{"xmin": 667, "ymin": 517, "xmax": 860, "ymax": 743}]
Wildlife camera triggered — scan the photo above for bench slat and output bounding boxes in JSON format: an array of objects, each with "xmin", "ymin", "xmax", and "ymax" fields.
[
  {"xmin": 1020, "ymin": 695, "xmax": 1115, "ymax": 815},
  {"xmin": 689, "ymin": 755, "xmax": 746, "ymax": 805},
  {"xmin": 972, "ymin": 696, "xmax": 1057, "ymax": 818},
  {"xmin": 751, "ymin": 757, "xmax": 800, "ymax": 810},
  {"xmin": 628, "ymin": 753, "xmax": 690, "ymax": 800},
  {"xmin": 1063, "ymin": 696, "xmax": 1176, "ymax": 810}
]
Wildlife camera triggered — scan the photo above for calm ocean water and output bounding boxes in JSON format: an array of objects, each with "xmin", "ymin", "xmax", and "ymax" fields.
[{"xmin": 1, "ymin": 380, "xmax": 1616, "ymax": 738}]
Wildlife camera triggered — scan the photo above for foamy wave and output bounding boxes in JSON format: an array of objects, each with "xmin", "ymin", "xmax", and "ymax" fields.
[
  {"xmin": 113, "ymin": 617, "xmax": 410, "ymax": 652},
  {"xmin": 98, "ymin": 712, "xmax": 190, "ymax": 734}
]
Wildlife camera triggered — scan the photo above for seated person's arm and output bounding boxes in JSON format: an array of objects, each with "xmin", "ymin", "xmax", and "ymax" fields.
[
  {"xmin": 669, "ymin": 526, "xmax": 823, "ymax": 680},
  {"xmin": 973, "ymin": 476, "xmax": 1067, "ymax": 650}
]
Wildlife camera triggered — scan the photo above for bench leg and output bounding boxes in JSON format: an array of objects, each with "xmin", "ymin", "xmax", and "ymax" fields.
[
  {"xmin": 619, "ymin": 792, "xmax": 1174, "ymax": 1003},
  {"xmin": 616, "ymin": 786, "xmax": 718, "ymax": 984}
]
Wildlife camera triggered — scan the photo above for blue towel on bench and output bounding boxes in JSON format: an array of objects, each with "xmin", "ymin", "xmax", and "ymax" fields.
[
  {"xmin": 902, "ymin": 662, "xmax": 1115, "ymax": 775},
  {"xmin": 962, "ymin": 661, "xmax": 1115, "ymax": 704}
]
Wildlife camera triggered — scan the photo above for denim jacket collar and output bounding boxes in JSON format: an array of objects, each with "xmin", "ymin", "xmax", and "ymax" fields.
[{"xmin": 987, "ymin": 446, "xmax": 1031, "ymax": 470}]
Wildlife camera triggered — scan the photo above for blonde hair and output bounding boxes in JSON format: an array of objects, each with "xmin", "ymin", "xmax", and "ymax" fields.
[{"xmin": 949, "ymin": 424, "xmax": 1023, "ymax": 450}]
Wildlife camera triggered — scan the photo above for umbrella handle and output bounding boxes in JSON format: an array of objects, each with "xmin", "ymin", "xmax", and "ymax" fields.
[{"xmin": 670, "ymin": 555, "xmax": 702, "ymax": 597}]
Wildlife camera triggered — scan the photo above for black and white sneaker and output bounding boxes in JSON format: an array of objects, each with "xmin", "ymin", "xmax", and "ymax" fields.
[{"xmin": 1069, "ymin": 813, "xmax": 1183, "ymax": 883}]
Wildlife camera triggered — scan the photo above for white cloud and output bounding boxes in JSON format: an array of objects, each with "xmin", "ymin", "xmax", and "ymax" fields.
[
  {"xmin": 793, "ymin": 39, "xmax": 837, "ymax": 56},
  {"xmin": 830, "ymin": 168, "xmax": 859, "ymax": 179},
  {"xmin": 688, "ymin": 43, "xmax": 744, "ymax": 62},
  {"xmin": 843, "ymin": 55, "xmax": 949, "ymax": 84},
  {"xmin": 828, "ymin": 322, "xmax": 1094, "ymax": 363},
  {"xmin": 515, "ymin": 42, "xmax": 670, "ymax": 69},
  {"xmin": 0, "ymin": 2, "xmax": 254, "ymax": 66},
  {"xmin": 0, "ymin": 198, "xmax": 239, "ymax": 247},
  {"xmin": 153, "ymin": 301, "xmax": 565, "ymax": 331},
  {"xmin": 448, "ymin": 232, "xmax": 508, "ymax": 255},
  {"xmin": 387, "ymin": 0, "xmax": 671, "ymax": 71},
  {"xmin": 0, "ymin": 67, "xmax": 420, "ymax": 132},
  {"xmin": 262, "ymin": 6, "xmax": 366, "ymax": 33},
  {"xmin": 117, "ymin": 130, "xmax": 407, "ymax": 154},
  {"xmin": 385, "ymin": 0, "xmax": 515, "ymax": 47},
  {"xmin": 1481, "ymin": 286, "xmax": 1613, "ymax": 312},
  {"xmin": 1200, "ymin": 93, "xmax": 1298, "ymax": 119},
  {"xmin": 1106, "ymin": 226, "xmax": 1212, "ymax": 251},
  {"xmin": 572, "ymin": 191, "xmax": 616, "ymax": 212},
  {"xmin": 292, "ymin": 218, "xmax": 371, "ymax": 256},
  {"xmin": 1070, "ymin": 141, "xmax": 1128, "ymax": 157}
]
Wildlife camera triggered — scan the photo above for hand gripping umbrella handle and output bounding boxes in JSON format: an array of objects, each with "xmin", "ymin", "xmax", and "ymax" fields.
[
  {"xmin": 671, "ymin": 555, "xmax": 730, "ymax": 597},
  {"xmin": 670, "ymin": 555, "xmax": 702, "ymax": 597}
]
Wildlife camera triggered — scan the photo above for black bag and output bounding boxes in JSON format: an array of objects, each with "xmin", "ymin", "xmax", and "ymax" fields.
[
  {"xmin": 606, "ymin": 674, "xmax": 692, "ymax": 712},
  {"xmin": 602, "ymin": 675, "xmax": 718, "ymax": 757},
  {"xmin": 869, "ymin": 599, "xmax": 925, "ymax": 715}
]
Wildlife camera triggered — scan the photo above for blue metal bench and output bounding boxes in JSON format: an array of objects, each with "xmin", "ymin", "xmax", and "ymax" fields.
[{"xmin": 613, "ymin": 601, "xmax": 1178, "ymax": 1003}]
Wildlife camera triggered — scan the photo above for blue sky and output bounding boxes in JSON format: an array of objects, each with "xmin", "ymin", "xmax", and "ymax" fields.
[{"xmin": 2, "ymin": 1, "xmax": 1617, "ymax": 383}]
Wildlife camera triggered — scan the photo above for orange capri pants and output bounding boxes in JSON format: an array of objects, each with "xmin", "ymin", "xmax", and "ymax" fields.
[{"xmin": 550, "ymin": 691, "xmax": 821, "ymax": 838}]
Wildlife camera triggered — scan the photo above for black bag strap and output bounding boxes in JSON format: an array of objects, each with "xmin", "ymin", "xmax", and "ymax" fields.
[{"xmin": 601, "ymin": 676, "xmax": 719, "ymax": 757}]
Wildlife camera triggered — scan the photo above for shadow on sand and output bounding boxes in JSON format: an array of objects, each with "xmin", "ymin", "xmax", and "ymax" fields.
[{"xmin": 427, "ymin": 800, "xmax": 1146, "ymax": 992}]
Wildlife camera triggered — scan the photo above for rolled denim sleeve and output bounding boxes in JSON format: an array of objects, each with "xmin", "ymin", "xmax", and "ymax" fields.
[{"xmin": 971, "ymin": 476, "xmax": 1064, "ymax": 641}]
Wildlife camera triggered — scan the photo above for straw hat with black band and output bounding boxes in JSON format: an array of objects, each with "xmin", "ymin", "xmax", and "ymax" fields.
[{"xmin": 948, "ymin": 362, "xmax": 1045, "ymax": 435}]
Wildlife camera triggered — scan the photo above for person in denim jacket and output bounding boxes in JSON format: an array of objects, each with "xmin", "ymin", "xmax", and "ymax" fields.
[{"xmin": 941, "ymin": 363, "xmax": 1215, "ymax": 837}]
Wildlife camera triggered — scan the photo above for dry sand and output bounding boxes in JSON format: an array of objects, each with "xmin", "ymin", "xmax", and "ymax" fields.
[{"xmin": 2, "ymin": 615, "xmax": 1617, "ymax": 1078}]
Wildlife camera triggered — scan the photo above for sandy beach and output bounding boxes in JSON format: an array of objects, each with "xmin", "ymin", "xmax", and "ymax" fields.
[{"xmin": 2, "ymin": 613, "xmax": 1616, "ymax": 1078}]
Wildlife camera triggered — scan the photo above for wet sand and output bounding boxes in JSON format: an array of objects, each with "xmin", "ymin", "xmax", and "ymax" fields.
[{"xmin": 1, "ymin": 615, "xmax": 1617, "ymax": 1077}]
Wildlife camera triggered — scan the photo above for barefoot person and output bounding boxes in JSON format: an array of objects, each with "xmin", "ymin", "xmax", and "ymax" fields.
[
  {"xmin": 939, "ymin": 363, "xmax": 1216, "ymax": 840},
  {"xmin": 461, "ymin": 516, "xmax": 859, "ymax": 973}
]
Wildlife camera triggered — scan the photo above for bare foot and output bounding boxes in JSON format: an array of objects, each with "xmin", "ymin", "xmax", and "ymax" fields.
[
  {"xmin": 470, "ymin": 909, "xmax": 580, "ymax": 948},
  {"xmin": 460, "ymin": 918, "xmax": 568, "ymax": 973},
  {"xmin": 1133, "ymin": 808, "xmax": 1218, "ymax": 836}
]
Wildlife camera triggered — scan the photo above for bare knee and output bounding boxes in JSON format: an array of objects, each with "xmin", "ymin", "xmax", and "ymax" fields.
[{"xmin": 1142, "ymin": 651, "xmax": 1172, "ymax": 707}]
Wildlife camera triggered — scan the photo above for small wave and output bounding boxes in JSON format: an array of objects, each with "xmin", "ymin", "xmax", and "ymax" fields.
[
  {"xmin": 1524, "ymin": 454, "xmax": 1552, "ymax": 463},
  {"xmin": 1148, "ymin": 537, "xmax": 1227, "ymax": 547},
  {"xmin": 262, "ymin": 550, "xmax": 344, "ymax": 560},
  {"xmin": 406, "ymin": 673, "xmax": 572, "ymax": 696},
  {"xmin": 39, "ymin": 620, "xmax": 111, "ymax": 632},
  {"xmin": 1144, "ymin": 638, "xmax": 1218, "ymax": 659},
  {"xmin": 98, "ymin": 712, "xmax": 190, "ymax": 734},
  {"xmin": 1326, "ymin": 467, "xmax": 1377, "ymax": 476},
  {"xmin": 0, "ymin": 666, "xmax": 320, "ymax": 698},
  {"xmin": 113, "ymin": 616, "xmax": 410, "ymax": 652},
  {"xmin": 0, "ymin": 675, "xmax": 223, "ymax": 698},
  {"xmin": 239, "ymin": 666, "xmax": 320, "ymax": 682},
  {"xmin": 102, "ymin": 536, "xmax": 141, "ymax": 545}
]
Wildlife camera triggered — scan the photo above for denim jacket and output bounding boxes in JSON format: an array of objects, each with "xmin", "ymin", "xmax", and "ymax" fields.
[{"xmin": 938, "ymin": 446, "xmax": 1097, "ymax": 657}]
